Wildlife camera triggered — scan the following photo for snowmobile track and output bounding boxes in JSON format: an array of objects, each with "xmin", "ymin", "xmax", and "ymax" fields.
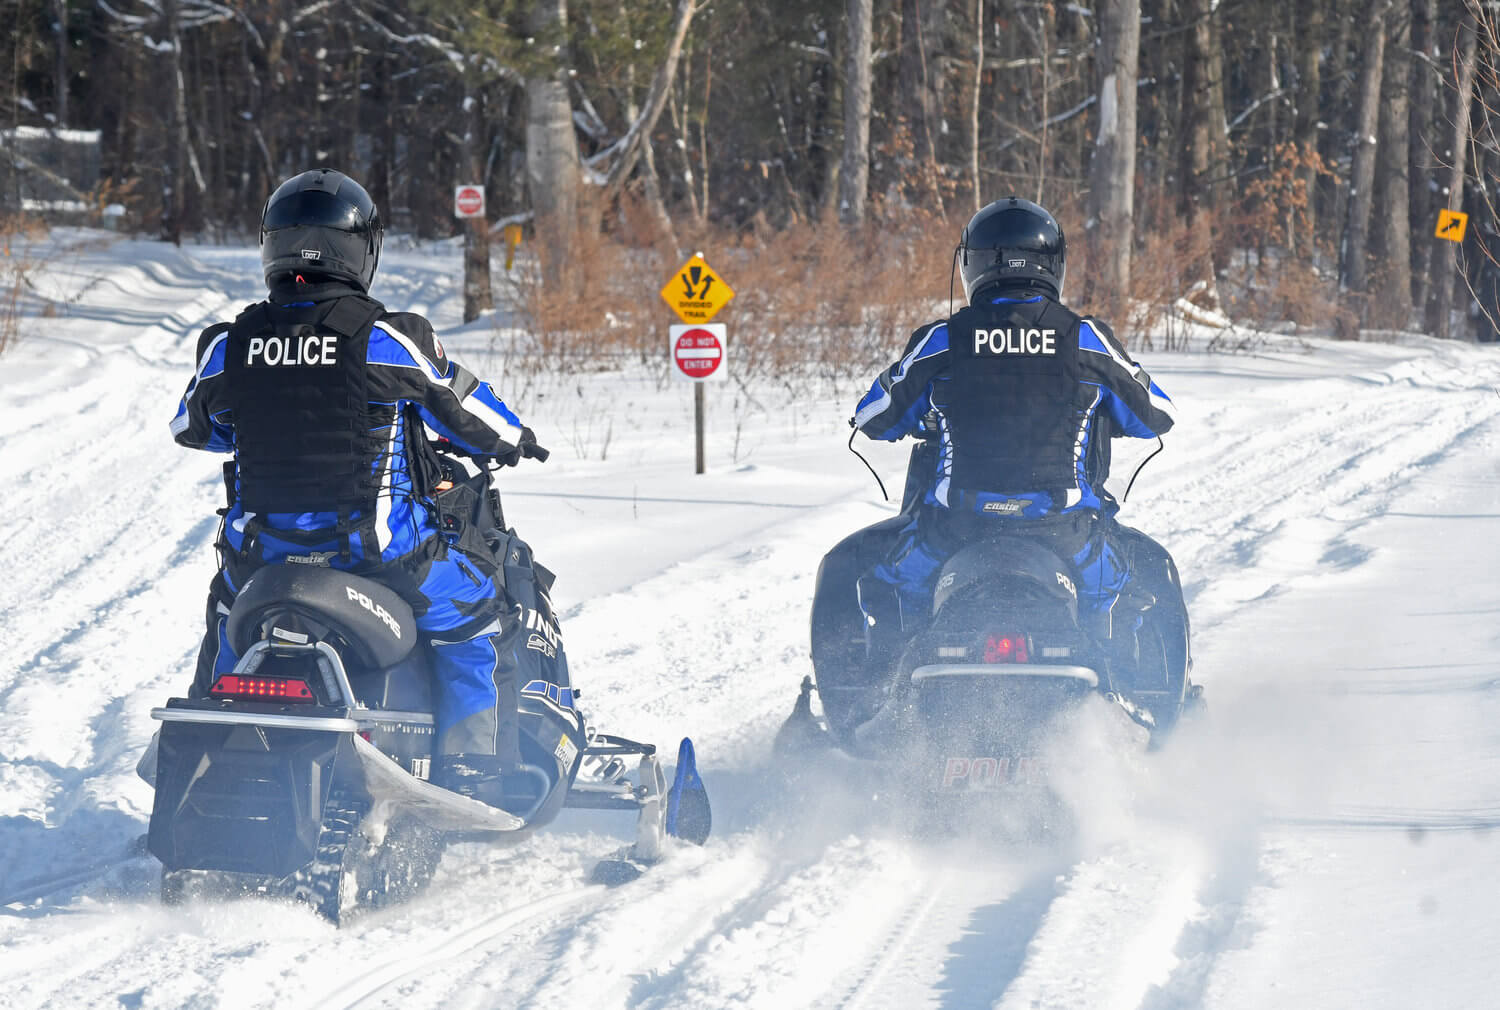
[{"xmin": 305, "ymin": 887, "xmax": 600, "ymax": 1010}]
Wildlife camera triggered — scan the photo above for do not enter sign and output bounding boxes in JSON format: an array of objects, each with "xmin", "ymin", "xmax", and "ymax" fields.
[
  {"xmin": 670, "ymin": 324, "xmax": 727, "ymax": 382},
  {"xmin": 454, "ymin": 185, "xmax": 485, "ymax": 219}
]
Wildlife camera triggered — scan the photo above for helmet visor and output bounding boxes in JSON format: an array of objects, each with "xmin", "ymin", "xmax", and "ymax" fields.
[{"xmin": 262, "ymin": 190, "xmax": 370, "ymax": 233}]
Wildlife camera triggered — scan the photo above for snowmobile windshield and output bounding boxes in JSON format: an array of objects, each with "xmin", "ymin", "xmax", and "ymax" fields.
[{"xmin": 263, "ymin": 190, "xmax": 371, "ymax": 234}]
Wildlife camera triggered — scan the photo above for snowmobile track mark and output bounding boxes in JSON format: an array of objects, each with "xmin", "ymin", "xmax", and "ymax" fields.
[
  {"xmin": 306, "ymin": 887, "xmax": 598, "ymax": 1010},
  {"xmin": 832, "ymin": 872, "xmax": 948, "ymax": 1010}
]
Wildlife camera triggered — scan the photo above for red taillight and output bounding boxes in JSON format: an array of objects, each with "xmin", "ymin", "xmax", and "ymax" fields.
[
  {"xmin": 210, "ymin": 675, "xmax": 316, "ymax": 702},
  {"xmin": 983, "ymin": 634, "xmax": 1029, "ymax": 663}
]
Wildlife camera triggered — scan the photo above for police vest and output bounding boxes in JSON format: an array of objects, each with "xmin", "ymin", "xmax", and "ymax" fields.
[
  {"xmin": 936, "ymin": 298, "xmax": 1087, "ymax": 499},
  {"xmin": 222, "ymin": 294, "xmax": 387, "ymax": 518}
]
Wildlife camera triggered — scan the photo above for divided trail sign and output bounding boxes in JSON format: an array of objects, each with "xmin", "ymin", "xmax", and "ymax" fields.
[
  {"xmin": 670, "ymin": 324, "xmax": 728, "ymax": 382},
  {"xmin": 661, "ymin": 253, "xmax": 735, "ymax": 324}
]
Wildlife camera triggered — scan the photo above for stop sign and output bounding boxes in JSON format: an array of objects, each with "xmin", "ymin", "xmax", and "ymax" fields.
[
  {"xmin": 670, "ymin": 324, "xmax": 727, "ymax": 382},
  {"xmin": 454, "ymin": 185, "xmax": 485, "ymax": 219}
]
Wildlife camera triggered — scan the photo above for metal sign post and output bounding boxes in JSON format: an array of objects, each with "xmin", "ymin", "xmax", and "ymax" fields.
[
  {"xmin": 662, "ymin": 255, "xmax": 734, "ymax": 475},
  {"xmin": 669, "ymin": 323, "xmax": 729, "ymax": 475}
]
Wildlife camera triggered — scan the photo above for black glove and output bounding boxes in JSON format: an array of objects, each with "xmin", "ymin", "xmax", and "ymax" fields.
[{"xmin": 496, "ymin": 426, "xmax": 547, "ymax": 466}]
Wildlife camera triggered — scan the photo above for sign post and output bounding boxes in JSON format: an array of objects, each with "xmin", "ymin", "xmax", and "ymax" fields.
[
  {"xmin": 669, "ymin": 324, "xmax": 728, "ymax": 474},
  {"xmin": 662, "ymin": 254, "xmax": 734, "ymax": 475}
]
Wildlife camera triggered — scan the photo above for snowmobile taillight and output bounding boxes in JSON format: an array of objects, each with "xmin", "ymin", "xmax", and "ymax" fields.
[
  {"xmin": 210, "ymin": 674, "xmax": 317, "ymax": 702},
  {"xmin": 983, "ymin": 634, "xmax": 1030, "ymax": 663}
]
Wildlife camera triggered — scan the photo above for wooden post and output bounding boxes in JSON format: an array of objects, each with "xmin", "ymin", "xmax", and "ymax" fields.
[{"xmin": 694, "ymin": 382, "xmax": 706, "ymax": 474}]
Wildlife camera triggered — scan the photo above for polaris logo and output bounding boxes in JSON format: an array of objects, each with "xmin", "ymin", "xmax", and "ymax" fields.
[
  {"xmin": 346, "ymin": 585, "xmax": 402, "ymax": 639},
  {"xmin": 246, "ymin": 334, "xmax": 338, "ymax": 367},
  {"xmin": 974, "ymin": 328, "xmax": 1056, "ymax": 355},
  {"xmin": 1056, "ymin": 572, "xmax": 1076, "ymax": 597}
]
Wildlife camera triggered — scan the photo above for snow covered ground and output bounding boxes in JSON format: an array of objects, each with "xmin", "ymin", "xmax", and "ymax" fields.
[{"xmin": 1, "ymin": 232, "xmax": 1498, "ymax": 1009}]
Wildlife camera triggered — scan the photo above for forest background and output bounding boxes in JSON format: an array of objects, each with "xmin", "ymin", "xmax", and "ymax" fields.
[{"xmin": 2, "ymin": 0, "xmax": 1498, "ymax": 364}]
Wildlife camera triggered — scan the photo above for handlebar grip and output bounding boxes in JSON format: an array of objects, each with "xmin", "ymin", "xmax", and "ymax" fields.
[{"xmin": 524, "ymin": 442, "xmax": 550, "ymax": 462}]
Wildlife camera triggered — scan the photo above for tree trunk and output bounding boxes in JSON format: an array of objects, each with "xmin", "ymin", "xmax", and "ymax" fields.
[
  {"xmin": 1432, "ymin": 5, "xmax": 1479, "ymax": 338},
  {"xmin": 1086, "ymin": 0, "xmax": 1141, "ymax": 314},
  {"xmin": 619, "ymin": 22, "xmax": 682, "ymax": 265},
  {"xmin": 525, "ymin": 0, "xmax": 582, "ymax": 288},
  {"xmin": 1292, "ymin": 0, "xmax": 1323, "ymax": 255},
  {"xmin": 838, "ymin": 0, "xmax": 874, "ymax": 226},
  {"xmin": 1407, "ymin": 0, "xmax": 1439, "ymax": 316},
  {"xmin": 52, "ymin": 0, "xmax": 67, "ymax": 127},
  {"xmin": 900, "ymin": 0, "xmax": 945, "ymax": 208},
  {"xmin": 1178, "ymin": 0, "xmax": 1228, "ymax": 294},
  {"xmin": 462, "ymin": 82, "xmax": 493, "ymax": 324},
  {"xmin": 1371, "ymin": 7, "xmax": 1412, "ymax": 325},
  {"xmin": 1343, "ymin": 0, "xmax": 1389, "ymax": 294},
  {"xmin": 601, "ymin": 0, "xmax": 698, "ymax": 201},
  {"xmin": 819, "ymin": 22, "xmax": 844, "ymax": 222},
  {"xmin": 163, "ymin": 0, "xmax": 207, "ymax": 244}
]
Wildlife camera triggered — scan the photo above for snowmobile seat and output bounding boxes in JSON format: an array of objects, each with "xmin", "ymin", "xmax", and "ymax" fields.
[
  {"xmin": 226, "ymin": 564, "xmax": 417, "ymax": 671},
  {"xmin": 931, "ymin": 535, "xmax": 1080, "ymax": 625}
]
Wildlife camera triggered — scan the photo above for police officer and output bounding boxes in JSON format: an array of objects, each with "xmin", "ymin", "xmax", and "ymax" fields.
[
  {"xmin": 171, "ymin": 169, "xmax": 541, "ymax": 808},
  {"xmin": 852, "ymin": 197, "xmax": 1179, "ymax": 687}
]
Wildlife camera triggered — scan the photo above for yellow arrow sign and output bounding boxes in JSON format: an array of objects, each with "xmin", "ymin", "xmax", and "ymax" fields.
[
  {"xmin": 660, "ymin": 253, "xmax": 735, "ymax": 324},
  {"xmin": 1436, "ymin": 209, "xmax": 1469, "ymax": 243}
]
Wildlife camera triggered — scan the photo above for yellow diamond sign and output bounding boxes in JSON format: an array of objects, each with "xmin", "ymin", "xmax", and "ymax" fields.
[
  {"xmin": 661, "ymin": 253, "xmax": 735, "ymax": 324},
  {"xmin": 1435, "ymin": 209, "xmax": 1468, "ymax": 243}
]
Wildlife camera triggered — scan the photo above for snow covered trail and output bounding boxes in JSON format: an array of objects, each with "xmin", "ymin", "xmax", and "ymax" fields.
[{"xmin": 2, "ymin": 235, "xmax": 1500, "ymax": 1009}]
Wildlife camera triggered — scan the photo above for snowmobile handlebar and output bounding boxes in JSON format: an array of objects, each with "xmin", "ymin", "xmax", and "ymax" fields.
[{"xmin": 431, "ymin": 436, "xmax": 550, "ymax": 467}]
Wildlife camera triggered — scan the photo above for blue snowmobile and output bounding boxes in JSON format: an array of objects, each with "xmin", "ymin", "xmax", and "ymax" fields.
[
  {"xmin": 777, "ymin": 424, "xmax": 1199, "ymax": 800},
  {"xmin": 141, "ymin": 446, "xmax": 709, "ymax": 923}
]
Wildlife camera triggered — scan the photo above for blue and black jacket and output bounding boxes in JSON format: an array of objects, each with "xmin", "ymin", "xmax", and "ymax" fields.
[
  {"xmin": 171, "ymin": 280, "xmax": 528, "ymax": 567},
  {"xmin": 854, "ymin": 293, "xmax": 1177, "ymax": 519}
]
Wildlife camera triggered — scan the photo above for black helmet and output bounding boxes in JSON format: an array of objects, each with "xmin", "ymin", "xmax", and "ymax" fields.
[
  {"xmin": 260, "ymin": 169, "xmax": 383, "ymax": 292},
  {"xmin": 959, "ymin": 197, "xmax": 1066, "ymax": 302}
]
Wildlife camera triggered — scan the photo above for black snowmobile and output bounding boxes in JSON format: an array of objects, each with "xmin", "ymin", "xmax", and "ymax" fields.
[
  {"xmin": 140, "ymin": 445, "xmax": 710, "ymax": 923},
  {"xmin": 777, "ymin": 426, "xmax": 1198, "ymax": 799}
]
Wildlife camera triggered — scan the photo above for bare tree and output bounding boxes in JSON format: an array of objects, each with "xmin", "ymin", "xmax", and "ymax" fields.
[
  {"xmin": 1179, "ymin": 0, "xmax": 1228, "ymax": 297},
  {"xmin": 1409, "ymin": 0, "xmax": 1440, "ymax": 312},
  {"xmin": 1344, "ymin": 0, "xmax": 1391, "ymax": 294},
  {"xmin": 838, "ymin": 0, "xmax": 874, "ymax": 226},
  {"xmin": 525, "ymin": 0, "xmax": 582, "ymax": 288},
  {"xmin": 1086, "ymin": 0, "xmax": 1141, "ymax": 314},
  {"xmin": 462, "ymin": 76, "xmax": 493, "ymax": 324},
  {"xmin": 900, "ymin": 0, "xmax": 946, "ymax": 209},
  {"xmin": 1372, "ymin": 6, "xmax": 1413, "ymax": 324},
  {"xmin": 1432, "ymin": 3, "xmax": 1479, "ymax": 338},
  {"xmin": 1292, "ymin": 0, "xmax": 1325, "ymax": 253}
]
